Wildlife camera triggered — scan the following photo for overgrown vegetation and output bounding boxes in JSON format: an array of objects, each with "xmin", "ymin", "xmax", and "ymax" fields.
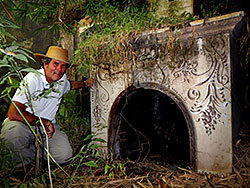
[
  {"xmin": 56, "ymin": 90, "xmax": 91, "ymax": 153},
  {"xmin": 194, "ymin": 0, "xmax": 243, "ymax": 18},
  {"xmin": 0, "ymin": 16, "xmax": 37, "ymax": 115},
  {"xmin": 73, "ymin": 0, "xmax": 195, "ymax": 77},
  {"xmin": 0, "ymin": 16, "xmax": 44, "ymax": 186}
]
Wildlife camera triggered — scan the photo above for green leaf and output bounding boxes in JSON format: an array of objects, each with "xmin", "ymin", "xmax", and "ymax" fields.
[
  {"xmin": 14, "ymin": 54, "xmax": 28, "ymax": 62},
  {"xmin": 89, "ymin": 143, "xmax": 99, "ymax": 149},
  {"xmin": 20, "ymin": 67, "xmax": 42, "ymax": 74},
  {"xmin": 13, "ymin": 49, "xmax": 35, "ymax": 61},
  {"xmin": 83, "ymin": 134, "xmax": 93, "ymax": 141},
  {"xmin": 104, "ymin": 164, "xmax": 110, "ymax": 174},
  {"xmin": 0, "ymin": 62, "xmax": 11, "ymax": 68},
  {"xmin": 34, "ymin": 178, "xmax": 39, "ymax": 184},
  {"xmin": 82, "ymin": 160, "xmax": 98, "ymax": 167},
  {"xmin": 0, "ymin": 28, "xmax": 16, "ymax": 40},
  {"xmin": 41, "ymin": 174, "xmax": 46, "ymax": 184},
  {"xmin": 2, "ymin": 178, "xmax": 10, "ymax": 188},
  {"xmin": 0, "ymin": 74, "xmax": 10, "ymax": 85},
  {"xmin": 94, "ymin": 138, "xmax": 106, "ymax": 143},
  {"xmin": 52, "ymin": 171, "xmax": 56, "ymax": 178},
  {"xmin": 0, "ymin": 17, "xmax": 19, "ymax": 29},
  {"xmin": 5, "ymin": 46, "xmax": 19, "ymax": 52}
]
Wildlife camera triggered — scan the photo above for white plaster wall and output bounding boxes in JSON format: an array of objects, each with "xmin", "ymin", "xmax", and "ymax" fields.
[
  {"xmin": 90, "ymin": 31, "xmax": 234, "ymax": 174},
  {"xmin": 90, "ymin": 71, "xmax": 132, "ymax": 150}
]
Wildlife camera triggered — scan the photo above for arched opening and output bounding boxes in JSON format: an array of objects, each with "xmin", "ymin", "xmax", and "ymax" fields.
[{"xmin": 109, "ymin": 87, "xmax": 193, "ymax": 168}]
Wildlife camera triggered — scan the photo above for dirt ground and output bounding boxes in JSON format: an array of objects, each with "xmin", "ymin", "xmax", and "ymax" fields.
[{"xmin": 5, "ymin": 123, "xmax": 249, "ymax": 188}]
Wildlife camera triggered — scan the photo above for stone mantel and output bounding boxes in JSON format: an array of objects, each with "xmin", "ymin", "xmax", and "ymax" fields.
[{"xmin": 90, "ymin": 11, "xmax": 247, "ymax": 174}]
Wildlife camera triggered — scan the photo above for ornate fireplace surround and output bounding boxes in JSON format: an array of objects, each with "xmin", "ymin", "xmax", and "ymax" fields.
[{"xmin": 90, "ymin": 12, "xmax": 247, "ymax": 174}]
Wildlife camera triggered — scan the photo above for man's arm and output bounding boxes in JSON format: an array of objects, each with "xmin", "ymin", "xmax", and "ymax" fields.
[
  {"xmin": 8, "ymin": 101, "xmax": 54, "ymax": 138},
  {"xmin": 70, "ymin": 78, "xmax": 93, "ymax": 89}
]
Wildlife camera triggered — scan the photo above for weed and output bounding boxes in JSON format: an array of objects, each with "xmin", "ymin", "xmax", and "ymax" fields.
[
  {"xmin": 0, "ymin": 16, "xmax": 68, "ymax": 187},
  {"xmin": 56, "ymin": 90, "xmax": 91, "ymax": 152},
  {"xmin": 104, "ymin": 161, "xmax": 127, "ymax": 179},
  {"xmin": 0, "ymin": 139, "xmax": 16, "ymax": 187}
]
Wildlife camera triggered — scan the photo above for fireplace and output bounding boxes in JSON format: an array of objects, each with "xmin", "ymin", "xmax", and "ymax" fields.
[
  {"xmin": 90, "ymin": 11, "xmax": 247, "ymax": 174},
  {"xmin": 109, "ymin": 87, "xmax": 192, "ymax": 167}
]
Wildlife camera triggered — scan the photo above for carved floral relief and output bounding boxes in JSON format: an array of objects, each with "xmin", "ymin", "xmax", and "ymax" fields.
[
  {"xmin": 186, "ymin": 35, "xmax": 229, "ymax": 135},
  {"xmin": 133, "ymin": 34, "xmax": 230, "ymax": 135}
]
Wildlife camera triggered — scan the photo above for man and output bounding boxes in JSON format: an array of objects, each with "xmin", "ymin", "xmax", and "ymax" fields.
[{"xmin": 0, "ymin": 46, "xmax": 91, "ymax": 167}]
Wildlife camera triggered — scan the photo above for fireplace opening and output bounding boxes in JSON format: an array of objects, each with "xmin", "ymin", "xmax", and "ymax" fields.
[{"xmin": 109, "ymin": 87, "xmax": 191, "ymax": 167}]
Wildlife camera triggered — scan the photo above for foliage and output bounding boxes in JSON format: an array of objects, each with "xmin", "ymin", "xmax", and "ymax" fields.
[
  {"xmin": 0, "ymin": 16, "xmax": 36, "ymax": 123},
  {"xmin": 3, "ymin": 1, "xmax": 194, "ymax": 77},
  {"xmin": 73, "ymin": 0, "xmax": 194, "ymax": 76},
  {"xmin": 66, "ymin": 134, "xmax": 104, "ymax": 185},
  {"xmin": 1, "ymin": 0, "xmax": 247, "ymax": 76},
  {"xmin": 0, "ymin": 140, "xmax": 16, "ymax": 187},
  {"xmin": 0, "ymin": 16, "xmax": 66, "ymax": 187},
  {"xmin": 56, "ymin": 89, "xmax": 91, "ymax": 151},
  {"xmin": 0, "ymin": 17, "xmax": 19, "ymax": 42},
  {"xmin": 66, "ymin": 134, "xmax": 127, "ymax": 186},
  {"xmin": 0, "ymin": 18, "xmax": 36, "ymax": 93},
  {"xmin": 70, "ymin": 134, "xmax": 104, "ymax": 167},
  {"xmin": 1, "ymin": 0, "xmax": 58, "ymax": 28},
  {"xmin": 104, "ymin": 158, "xmax": 127, "ymax": 179},
  {"xmin": 194, "ymin": 0, "xmax": 242, "ymax": 18},
  {"xmin": 1, "ymin": 0, "xmax": 86, "ymax": 33}
]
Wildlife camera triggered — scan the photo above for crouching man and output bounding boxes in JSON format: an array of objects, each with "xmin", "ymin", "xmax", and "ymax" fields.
[{"xmin": 0, "ymin": 46, "xmax": 91, "ymax": 167}]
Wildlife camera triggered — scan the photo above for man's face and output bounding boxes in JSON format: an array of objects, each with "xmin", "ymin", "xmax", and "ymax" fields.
[{"xmin": 44, "ymin": 59, "xmax": 67, "ymax": 83}]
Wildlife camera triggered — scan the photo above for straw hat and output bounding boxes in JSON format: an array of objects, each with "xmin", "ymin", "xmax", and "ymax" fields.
[{"xmin": 34, "ymin": 46, "xmax": 70, "ymax": 65}]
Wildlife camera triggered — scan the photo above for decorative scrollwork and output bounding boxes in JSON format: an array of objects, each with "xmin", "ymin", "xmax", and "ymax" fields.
[
  {"xmin": 187, "ymin": 88, "xmax": 200, "ymax": 100},
  {"xmin": 188, "ymin": 35, "xmax": 229, "ymax": 135},
  {"xmin": 91, "ymin": 70, "xmax": 111, "ymax": 131},
  {"xmin": 190, "ymin": 83, "xmax": 225, "ymax": 135},
  {"xmin": 172, "ymin": 47, "xmax": 199, "ymax": 82}
]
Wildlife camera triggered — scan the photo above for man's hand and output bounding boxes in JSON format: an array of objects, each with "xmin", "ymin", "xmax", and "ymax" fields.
[
  {"xmin": 70, "ymin": 81, "xmax": 84, "ymax": 89},
  {"xmin": 70, "ymin": 78, "xmax": 93, "ymax": 89},
  {"xmin": 44, "ymin": 120, "xmax": 55, "ymax": 139},
  {"xmin": 8, "ymin": 101, "xmax": 55, "ymax": 138},
  {"xmin": 85, "ymin": 78, "xmax": 93, "ymax": 88}
]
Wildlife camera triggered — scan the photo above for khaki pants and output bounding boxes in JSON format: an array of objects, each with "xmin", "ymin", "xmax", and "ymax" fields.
[{"xmin": 0, "ymin": 118, "xmax": 72, "ymax": 166}]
